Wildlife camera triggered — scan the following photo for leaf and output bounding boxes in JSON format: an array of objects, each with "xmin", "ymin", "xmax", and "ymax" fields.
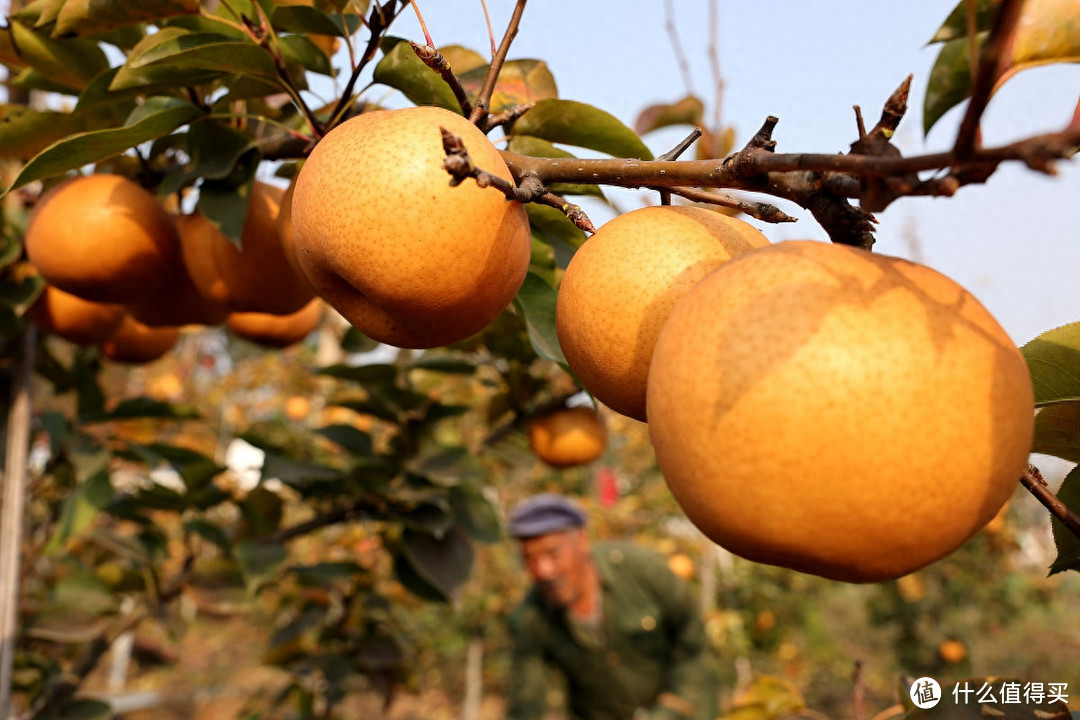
[
  {"xmin": 5, "ymin": 96, "xmax": 202, "ymax": 191},
  {"xmin": 526, "ymin": 203, "xmax": 585, "ymax": 270},
  {"xmin": 271, "ymin": 4, "xmax": 348, "ymax": 37},
  {"xmin": 923, "ymin": 0, "xmax": 1080, "ymax": 134},
  {"xmin": 634, "ymin": 94, "xmax": 706, "ymax": 135},
  {"xmin": 317, "ymin": 363, "xmax": 398, "ymax": 385},
  {"xmin": 449, "ymin": 485, "xmax": 501, "ymax": 543},
  {"xmin": 1049, "ymin": 465, "xmax": 1080, "ymax": 574},
  {"xmin": 1032, "ymin": 402, "xmax": 1080, "ymax": 462},
  {"xmin": 45, "ymin": 468, "xmax": 114, "ymax": 555},
  {"xmin": 1020, "ymin": 321, "xmax": 1080, "ymax": 406},
  {"xmin": 316, "ymin": 424, "xmax": 374, "ymax": 455},
  {"xmin": 440, "ymin": 45, "xmax": 486, "ymax": 74},
  {"xmin": 8, "ymin": 20, "xmax": 108, "ymax": 90},
  {"xmin": 161, "ymin": 119, "xmax": 255, "ymax": 195},
  {"xmin": 458, "ymin": 58, "xmax": 558, "ymax": 114},
  {"xmin": 397, "ymin": 526, "xmax": 474, "ymax": 603},
  {"xmin": 0, "ymin": 105, "xmax": 88, "ymax": 160},
  {"xmin": 73, "ymin": 350, "xmax": 106, "ymax": 421},
  {"xmin": 928, "ymin": 0, "xmax": 998, "ymax": 43},
  {"xmin": 123, "ymin": 30, "xmax": 279, "ymax": 81},
  {"xmin": 183, "ymin": 519, "xmax": 230, "ymax": 549},
  {"xmin": 96, "ymin": 396, "xmax": 201, "ymax": 421},
  {"xmin": 290, "ymin": 562, "xmax": 365, "ymax": 582},
  {"xmin": 34, "ymin": 699, "xmax": 113, "ymax": 720},
  {"xmin": 512, "ymin": 271, "xmax": 568, "ymax": 366},
  {"xmin": 235, "ymin": 539, "xmax": 288, "ymax": 589},
  {"xmin": 278, "ymin": 34, "xmax": 333, "ymax": 76},
  {"xmin": 511, "ymin": 99, "xmax": 654, "ymax": 160},
  {"xmin": 408, "ymin": 355, "xmax": 476, "ymax": 374},
  {"xmin": 53, "ymin": 0, "xmax": 199, "ymax": 39},
  {"xmin": 261, "ymin": 451, "xmax": 345, "ymax": 491},
  {"xmin": 372, "ymin": 36, "xmax": 461, "ymax": 112},
  {"xmin": 197, "ymin": 157, "xmax": 259, "ymax": 245}
]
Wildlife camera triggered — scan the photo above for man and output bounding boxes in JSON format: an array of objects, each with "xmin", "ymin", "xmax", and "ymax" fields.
[{"xmin": 505, "ymin": 493, "xmax": 714, "ymax": 720}]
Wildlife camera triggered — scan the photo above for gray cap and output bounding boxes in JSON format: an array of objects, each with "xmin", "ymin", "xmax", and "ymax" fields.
[{"xmin": 507, "ymin": 493, "xmax": 587, "ymax": 539}]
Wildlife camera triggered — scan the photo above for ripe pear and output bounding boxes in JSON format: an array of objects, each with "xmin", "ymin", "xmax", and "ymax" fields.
[
  {"xmin": 181, "ymin": 181, "xmax": 317, "ymax": 315},
  {"xmin": 101, "ymin": 315, "xmax": 180, "ymax": 364},
  {"xmin": 528, "ymin": 406, "xmax": 607, "ymax": 468},
  {"xmin": 556, "ymin": 205, "xmax": 763, "ymax": 421},
  {"xmin": 291, "ymin": 106, "xmax": 531, "ymax": 349},
  {"xmin": 647, "ymin": 241, "xmax": 1034, "ymax": 582},
  {"xmin": 25, "ymin": 174, "xmax": 178, "ymax": 304},
  {"xmin": 226, "ymin": 298, "xmax": 324, "ymax": 348},
  {"xmin": 28, "ymin": 284, "xmax": 126, "ymax": 345}
]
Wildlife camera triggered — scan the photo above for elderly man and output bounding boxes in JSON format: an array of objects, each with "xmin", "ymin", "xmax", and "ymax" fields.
[{"xmin": 505, "ymin": 493, "xmax": 714, "ymax": 720}]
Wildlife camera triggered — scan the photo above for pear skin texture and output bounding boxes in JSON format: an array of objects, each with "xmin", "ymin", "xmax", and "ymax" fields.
[
  {"xmin": 646, "ymin": 241, "xmax": 1035, "ymax": 583},
  {"xmin": 556, "ymin": 205, "xmax": 763, "ymax": 421},
  {"xmin": 528, "ymin": 407, "xmax": 607, "ymax": 468},
  {"xmin": 226, "ymin": 298, "xmax": 324, "ymax": 348},
  {"xmin": 101, "ymin": 315, "xmax": 180, "ymax": 364},
  {"xmin": 27, "ymin": 285, "xmax": 125, "ymax": 346},
  {"xmin": 25, "ymin": 174, "xmax": 178, "ymax": 304},
  {"xmin": 181, "ymin": 182, "xmax": 317, "ymax": 315},
  {"xmin": 291, "ymin": 106, "xmax": 531, "ymax": 349}
]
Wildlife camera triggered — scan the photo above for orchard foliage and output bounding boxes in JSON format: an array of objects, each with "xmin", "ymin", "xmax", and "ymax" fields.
[{"xmin": 0, "ymin": 1, "xmax": 1078, "ymax": 719}]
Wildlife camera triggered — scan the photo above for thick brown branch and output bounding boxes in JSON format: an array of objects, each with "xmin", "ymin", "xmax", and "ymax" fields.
[
  {"xmin": 470, "ymin": 0, "xmax": 528, "ymax": 130},
  {"xmin": 411, "ymin": 41, "xmax": 474, "ymax": 118},
  {"xmin": 954, "ymin": 0, "xmax": 1027, "ymax": 158},
  {"xmin": 1021, "ymin": 464, "xmax": 1080, "ymax": 542}
]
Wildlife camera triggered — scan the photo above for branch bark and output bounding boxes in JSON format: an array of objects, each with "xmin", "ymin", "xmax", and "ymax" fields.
[
  {"xmin": 470, "ymin": 0, "xmax": 528, "ymax": 131},
  {"xmin": 1021, "ymin": 464, "xmax": 1080, "ymax": 542}
]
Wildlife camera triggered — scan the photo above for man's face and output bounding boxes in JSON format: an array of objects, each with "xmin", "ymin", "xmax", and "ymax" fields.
[{"xmin": 520, "ymin": 529, "xmax": 592, "ymax": 608}]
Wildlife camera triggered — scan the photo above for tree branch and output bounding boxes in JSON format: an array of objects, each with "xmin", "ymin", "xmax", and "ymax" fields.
[
  {"xmin": 1021, "ymin": 464, "xmax": 1080, "ymax": 542},
  {"xmin": 954, "ymin": 0, "xmax": 1027, "ymax": 158},
  {"xmin": 411, "ymin": 41, "xmax": 474, "ymax": 118},
  {"xmin": 470, "ymin": 0, "xmax": 528, "ymax": 131},
  {"xmin": 326, "ymin": 0, "xmax": 405, "ymax": 132}
]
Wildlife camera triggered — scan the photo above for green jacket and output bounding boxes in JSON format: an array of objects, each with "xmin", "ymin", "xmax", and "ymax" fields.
[{"xmin": 506, "ymin": 542, "xmax": 714, "ymax": 720}]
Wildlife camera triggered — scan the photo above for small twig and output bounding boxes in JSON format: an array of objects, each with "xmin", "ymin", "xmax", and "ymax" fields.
[
  {"xmin": 442, "ymin": 128, "xmax": 594, "ymax": 231},
  {"xmin": 411, "ymin": 41, "xmax": 473, "ymax": 117},
  {"xmin": 1021, "ymin": 464, "xmax": 1080, "ymax": 542},
  {"xmin": 666, "ymin": 186, "xmax": 796, "ymax": 223},
  {"xmin": 470, "ymin": 0, "xmax": 528, "ymax": 130},
  {"xmin": 486, "ymin": 103, "xmax": 534, "ymax": 129},
  {"xmin": 326, "ymin": 0, "xmax": 404, "ymax": 132},
  {"xmin": 954, "ymin": 0, "xmax": 1027, "ymax": 158},
  {"xmin": 658, "ymin": 127, "xmax": 703, "ymax": 161},
  {"xmin": 409, "ymin": 0, "xmax": 435, "ymax": 47},
  {"xmin": 478, "ymin": 0, "xmax": 497, "ymax": 56},
  {"xmin": 663, "ymin": 0, "xmax": 695, "ymax": 97},
  {"xmin": 853, "ymin": 660, "xmax": 866, "ymax": 720},
  {"xmin": 707, "ymin": 0, "xmax": 725, "ymax": 131},
  {"xmin": 266, "ymin": 498, "xmax": 373, "ymax": 544}
]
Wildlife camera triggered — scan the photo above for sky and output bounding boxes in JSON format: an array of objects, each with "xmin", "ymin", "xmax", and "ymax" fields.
[{"xmin": 373, "ymin": 0, "xmax": 1080, "ymax": 348}]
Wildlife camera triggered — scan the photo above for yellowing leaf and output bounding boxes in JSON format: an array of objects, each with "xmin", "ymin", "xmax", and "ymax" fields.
[
  {"xmin": 459, "ymin": 59, "xmax": 558, "ymax": 113},
  {"xmin": 634, "ymin": 95, "xmax": 705, "ymax": 136},
  {"xmin": 52, "ymin": 0, "xmax": 200, "ymax": 39}
]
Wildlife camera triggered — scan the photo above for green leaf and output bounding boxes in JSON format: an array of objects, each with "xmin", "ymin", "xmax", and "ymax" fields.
[
  {"xmin": 449, "ymin": 485, "xmax": 501, "ymax": 543},
  {"xmin": 124, "ymin": 30, "xmax": 279, "ymax": 81},
  {"xmin": 45, "ymin": 468, "xmax": 114, "ymax": 555},
  {"xmin": 397, "ymin": 526, "xmax": 474, "ymax": 603},
  {"xmin": 271, "ymin": 5, "xmax": 347, "ymax": 36},
  {"xmin": 317, "ymin": 363, "xmax": 398, "ymax": 385},
  {"xmin": 1020, "ymin": 321, "xmax": 1080, "ymax": 407},
  {"xmin": 53, "ymin": 0, "xmax": 199, "ymax": 39},
  {"xmin": 183, "ymin": 519, "xmax": 230, "ymax": 549},
  {"xmin": 1032, "ymin": 402, "xmax": 1080, "ymax": 462},
  {"xmin": 0, "ymin": 271, "xmax": 43, "ymax": 308},
  {"xmin": 261, "ymin": 451, "xmax": 345, "ymax": 490},
  {"xmin": 634, "ymin": 94, "xmax": 706, "ymax": 135},
  {"xmin": 235, "ymin": 539, "xmax": 288, "ymax": 589},
  {"xmin": 5, "ymin": 96, "xmax": 202, "ymax": 191},
  {"xmin": 197, "ymin": 161, "xmax": 258, "ymax": 245},
  {"xmin": 341, "ymin": 326, "xmax": 378, "ymax": 353},
  {"xmin": 161, "ymin": 119, "xmax": 256, "ymax": 195},
  {"xmin": 35, "ymin": 699, "xmax": 113, "ymax": 720},
  {"xmin": 73, "ymin": 350, "xmax": 106, "ymax": 422},
  {"xmin": 513, "ymin": 271, "xmax": 568, "ymax": 367},
  {"xmin": 372, "ymin": 36, "xmax": 461, "ymax": 112},
  {"xmin": 0, "ymin": 105, "xmax": 88, "ymax": 160},
  {"xmin": 278, "ymin": 34, "xmax": 334, "ymax": 77},
  {"xmin": 8, "ymin": 20, "xmax": 108, "ymax": 90},
  {"xmin": 316, "ymin": 424, "xmax": 374, "ymax": 455},
  {"xmin": 97, "ymin": 397, "xmax": 201, "ymax": 421},
  {"xmin": 408, "ymin": 355, "xmax": 476, "ymax": 374},
  {"xmin": 290, "ymin": 562, "xmax": 365, "ymax": 582},
  {"xmin": 458, "ymin": 58, "xmax": 558, "ymax": 114},
  {"xmin": 928, "ymin": 0, "xmax": 997, "ymax": 43},
  {"xmin": 526, "ymin": 203, "xmax": 585, "ymax": 268},
  {"xmin": 511, "ymin": 99, "xmax": 653, "ymax": 160},
  {"xmin": 1049, "ymin": 465, "xmax": 1080, "ymax": 575}
]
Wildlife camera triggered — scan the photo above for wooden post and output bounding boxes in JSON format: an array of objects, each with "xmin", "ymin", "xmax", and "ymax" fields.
[{"xmin": 1, "ymin": 325, "xmax": 36, "ymax": 720}]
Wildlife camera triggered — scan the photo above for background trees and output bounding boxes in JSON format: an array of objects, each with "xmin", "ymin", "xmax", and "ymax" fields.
[{"xmin": 0, "ymin": 1, "xmax": 1078, "ymax": 718}]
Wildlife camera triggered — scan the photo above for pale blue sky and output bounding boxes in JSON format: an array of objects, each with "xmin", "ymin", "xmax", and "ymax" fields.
[{"xmin": 378, "ymin": 1, "xmax": 1080, "ymax": 347}]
